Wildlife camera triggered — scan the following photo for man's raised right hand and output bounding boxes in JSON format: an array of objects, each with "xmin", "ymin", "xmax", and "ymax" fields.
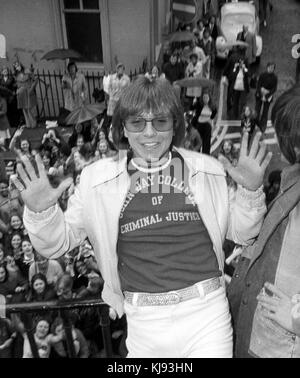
[{"xmin": 11, "ymin": 153, "xmax": 73, "ymax": 213}]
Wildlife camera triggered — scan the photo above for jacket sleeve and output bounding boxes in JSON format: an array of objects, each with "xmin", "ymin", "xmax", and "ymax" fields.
[
  {"xmin": 23, "ymin": 180, "xmax": 88, "ymax": 260},
  {"xmin": 227, "ymin": 185, "xmax": 267, "ymax": 246}
]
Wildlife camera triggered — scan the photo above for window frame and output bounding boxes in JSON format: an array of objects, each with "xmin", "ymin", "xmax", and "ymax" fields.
[{"xmin": 59, "ymin": 0, "xmax": 111, "ymax": 71}]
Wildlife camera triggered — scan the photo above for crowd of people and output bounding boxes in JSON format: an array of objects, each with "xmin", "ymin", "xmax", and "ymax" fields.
[{"xmin": 0, "ymin": 1, "xmax": 299, "ymax": 359}]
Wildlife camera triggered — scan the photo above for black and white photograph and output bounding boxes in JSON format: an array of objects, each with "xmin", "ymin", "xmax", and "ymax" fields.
[{"xmin": 0, "ymin": 0, "xmax": 300, "ymax": 361}]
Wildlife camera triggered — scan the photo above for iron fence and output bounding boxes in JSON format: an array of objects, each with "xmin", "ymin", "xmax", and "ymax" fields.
[
  {"xmin": 35, "ymin": 66, "xmax": 147, "ymax": 120},
  {"xmin": 4, "ymin": 298, "xmax": 113, "ymax": 358}
]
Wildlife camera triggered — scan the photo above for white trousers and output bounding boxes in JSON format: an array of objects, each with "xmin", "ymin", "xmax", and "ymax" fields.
[{"xmin": 124, "ymin": 286, "xmax": 233, "ymax": 358}]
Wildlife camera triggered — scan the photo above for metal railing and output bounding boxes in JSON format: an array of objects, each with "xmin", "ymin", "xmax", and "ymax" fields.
[
  {"xmin": 5, "ymin": 299, "xmax": 113, "ymax": 358},
  {"xmin": 35, "ymin": 66, "xmax": 147, "ymax": 120}
]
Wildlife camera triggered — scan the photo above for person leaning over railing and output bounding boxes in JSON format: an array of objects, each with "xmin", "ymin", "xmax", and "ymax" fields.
[{"xmin": 15, "ymin": 75, "xmax": 272, "ymax": 358}]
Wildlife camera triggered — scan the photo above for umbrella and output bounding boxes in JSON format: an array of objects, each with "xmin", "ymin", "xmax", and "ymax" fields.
[
  {"xmin": 174, "ymin": 77, "xmax": 215, "ymax": 88},
  {"xmin": 0, "ymin": 86, "xmax": 13, "ymax": 98},
  {"xmin": 41, "ymin": 48, "xmax": 82, "ymax": 61},
  {"xmin": 66, "ymin": 103, "xmax": 106, "ymax": 125},
  {"xmin": 167, "ymin": 31, "xmax": 195, "ymax": 43}
]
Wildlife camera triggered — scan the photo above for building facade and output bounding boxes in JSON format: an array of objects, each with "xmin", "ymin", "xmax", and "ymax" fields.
[{"xmin": 0, "ymin": 0, "xmax": 172, "ymax": 74}]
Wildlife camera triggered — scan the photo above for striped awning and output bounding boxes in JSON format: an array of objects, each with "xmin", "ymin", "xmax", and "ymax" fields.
[{"xmin": 172, "ymin": 0, "xmax": 197, "ymax": 23}]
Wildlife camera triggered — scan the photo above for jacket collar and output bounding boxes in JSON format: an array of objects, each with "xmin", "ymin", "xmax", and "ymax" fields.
[
  {"xmin": 91, "ymin": 148, "xmax": 225, "ymax": 188},
  {"xmin": 280, "ymin": 163, "xmax": 300, "ymax": 193}
]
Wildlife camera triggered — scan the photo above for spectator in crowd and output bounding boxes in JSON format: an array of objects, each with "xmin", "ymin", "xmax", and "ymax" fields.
[
  {"xmin": 194, "ymin": 19, "xmax": 205, "ymax": 41},
  {"xmin": 236, "ymin": 25, "xmax": 257, "ymax": 75},
  {"xmin": 26, "ymin": 273, "xmax": 56, "ymax": 302},
  {"xmin": 7, "ymin": 232, "xmax": 23, "ymax": 260},
  {"xmin": 0, "ymin": 263, "xmax": 27, "ymax": 300},
  {"xmin": 9, "ymin": 126, "xmax": 33, "ymax": 159},
  {"xmin": 240, "ymin": 105, "xmax": 259, "ymax": 142},
  {"xmin": 20, "ymin": 75, "xmax": 271, "ymax": 358},
  {"xmin": 72, "ymin": 256, "xmax": 90, "ymax": 293},
  {"xmin": 182, "ymin": 111, "xmax": 202, "ymax": 152},
  {"xmin": 7, "ymin": 212, "xmax": 27, "ymax": 238},
  {"xmin": 191, "ymin": 90, "xmax": 217, "ymax": 154},
  {"xmin": 207, "ymin": 15, "xmax": 219, "ymax": 41},
  {"xmin": 95, "ymin": 138, "xmax": 117, "ymax": 160},
  {"xmin": 218, "ymin": 140, "xmax": 239, "ymax": 193},
  {"xmin": 163, "ymin": 53, "xmax": 185, "ymax": 84},
  {"xmin": 62, "ymin": 62, "xmax": 87, "ymax": 114},
  {"xmin": 255, "ymin": 62, "xmax": 278, "ymax": 133},
  {"xmin": 55, "ymin": 273, "xmax": 76, "ymax": 301},
  {"xmin": 198, "ymin": 28, "xmax": 215, "ymax": 79},
  {"xmin": 0, "ymin": 67, "xmax": 21, "ymax": 127},
  {"xmin": 22, "ymin": 317, "xmax": 64, "ymax": 358},
  {"xmin": 0, "ymin": 178, "xmax": 22, "ymax": 225},
  {"xmin": 29, "ymin": 253, "xmax": 63, "ymax": 287},
  {"xmin": 17, "ymin": 237, "xmax": 35, "ymax": 278},
  {"xmin": 259, "ymin": 0, "xmax": 272, "ymax": 27},
  {"xmin": 107, "ymin": 63, "xmax": 130, "ymax": 120},
  {"xmin": 228, "ymin": 59, "xmax": 249, "ymax": 119},
  {"xmin": 13, "ymin": 61, "xmax": 38, "ymax": 129},
  {"xmin": 0, "ymin": 92, "xmax": 12, "ymax": 149},
  {"xmin": 185, "ymin": 53, "xmax": 204, "ymax": 108},
  {"xmin": 228, "ymin": 84, "xmax": 300, "ymax": 358},
  {"xmin": 50, "ymin": 316, "xmax": 89, "ymax": 358}
]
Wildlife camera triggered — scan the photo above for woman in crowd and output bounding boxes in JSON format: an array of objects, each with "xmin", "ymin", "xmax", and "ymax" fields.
[
  {"xmin": 20, "ymin": 75, "xmax": 271, "ymax": 358},
  {"xmin": 7, "ymin": 232, "xmax": 23, "ymax": 260},
  {"xmin": 17, "ymin": 237, "xmax": 35, "ymax": 278},
  {"xmin": 0, "ymin": 67, "xmax": 21, "ymax": 127},
  {"xmin": 9, "ymin": 126, "xmax": 33, "ymax": 159},
  {"xmin": 26, "ymin": 273, "xmax": 56, "ymax": 303},
  {"xmin": 8, "ymin": 212, "xmax": 27, "ymax": 237},
  {"xmin": 0, "ymin": 263, "xmax": 27, "ymax": 300},
  {"xmin": 240, "ymin": 105, "xmax": 258, "ymax": 143},
  {"xmin": 62, "ymin": 62, "xmax": 87, "ymax": 114},
  {"xmin": 228, "ymin": 84, "xmax": 300, "ymax": 358},
  {"xmin": 13, "ymin": 62, "xmax": 38, "ymax": 129},
  {"xmin": 95, "ymin": 138, "xmax": 117, "ymax": 160},
  {"xmin": 191, "ymin": 90, "xmax": 217, "ymax": 154},
  {"xmin": 22, "ymin": 318, "xmax": 64, "ymax": 358},
  {"xmin": 185, "ymin": 53, "xmax": 203, "ymax": 108}
]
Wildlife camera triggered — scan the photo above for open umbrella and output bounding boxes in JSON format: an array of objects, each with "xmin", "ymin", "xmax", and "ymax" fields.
[
  {"xmin": 167, "ymin": 31, "xmax": 195, "ymax": 43},
  {"xmin": 0, "ymin": 86, "xmax": 13, "ymax": 98},
  {"xmin": 174, "ymin": 77, "xmax": 215, "ymax": 88},
  {"xmin": 41, "ymin": 48, "xmax": 82, "ymax": 61},
  {"xmin": 66, "ymin": 103, "xmax": 106, "ymax": 125}
]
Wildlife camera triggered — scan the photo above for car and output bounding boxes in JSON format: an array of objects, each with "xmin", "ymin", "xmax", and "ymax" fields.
[{"xmin": 215, "ymin": 1, "xmax": 263, "ymax": 61}]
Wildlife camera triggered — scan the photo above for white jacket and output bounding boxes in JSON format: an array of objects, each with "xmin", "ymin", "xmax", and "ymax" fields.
[{"xmin": 24, "ymin": 148, "xmax": 266, "ymax": 316}]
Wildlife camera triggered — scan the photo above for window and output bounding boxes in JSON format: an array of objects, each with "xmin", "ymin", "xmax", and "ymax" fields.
[{"xmin": 62, "ymin": 0, "xmax": 103, "ymax": 63}]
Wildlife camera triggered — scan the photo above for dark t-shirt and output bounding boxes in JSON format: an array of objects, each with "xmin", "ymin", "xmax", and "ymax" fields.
[{"xmin": 117, "ymin": 151, "xmax": 220, "ymax": 293}]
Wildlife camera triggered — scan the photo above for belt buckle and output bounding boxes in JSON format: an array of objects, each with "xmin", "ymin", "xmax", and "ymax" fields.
[{"xmin": 167, "ymin": 292, "xmax": 181, "ymax": 305}]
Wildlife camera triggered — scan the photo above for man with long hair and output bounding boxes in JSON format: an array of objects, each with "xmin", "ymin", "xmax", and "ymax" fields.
[{"xmin": 16, "ymin": 76, "xmax": 271, "ymax": 357}]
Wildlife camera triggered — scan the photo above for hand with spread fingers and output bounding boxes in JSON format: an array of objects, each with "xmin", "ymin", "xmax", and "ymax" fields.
[
  {"xmin": 218, "ymin": 132, "xmax": 273, "ymax": 191},
  {"xmin": 11, "ymin": 153, "xmax": 73, "ymax": 213},
  {"xmin": 257, "ymin": 283, "xmax": 294, "ymax": 334}
]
